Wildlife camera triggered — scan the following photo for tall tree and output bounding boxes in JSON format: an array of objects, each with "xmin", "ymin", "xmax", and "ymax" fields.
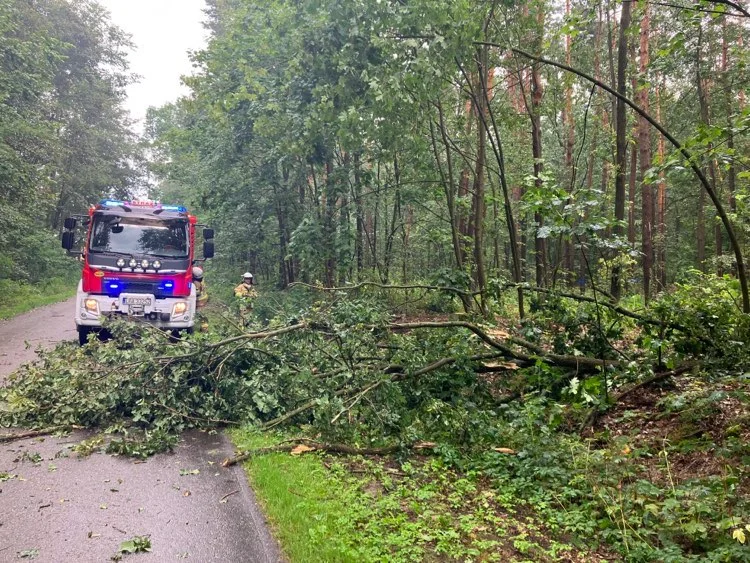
[
  {"xmin": 610, "ymin": 0, "xmax": 631, "ymax": 300},
  {"xmin": 638, "ymin": 4, "xmax": 653, "ymax": 302}
]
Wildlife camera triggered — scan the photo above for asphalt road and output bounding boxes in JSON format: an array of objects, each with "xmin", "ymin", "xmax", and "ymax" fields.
[{"xmin": 0, "ymin": 298, "xmax": 283, "ymax": 562}]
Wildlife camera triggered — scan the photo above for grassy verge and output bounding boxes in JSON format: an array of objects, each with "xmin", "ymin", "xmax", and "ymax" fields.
[
  {"xmin": 228, "ymin": 428, "xmax": 608, "ymax": 562},
  {"xmin": 0, "ymin": 277, "xmax": 77, "ymax": 320},
  {"xmin": 229, "ymin": 368, "xmax": 750, "ymax": 562}
]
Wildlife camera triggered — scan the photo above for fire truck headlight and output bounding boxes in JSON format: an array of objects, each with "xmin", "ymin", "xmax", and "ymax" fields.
[
  {"xmin": 116, "ymin": 258, "xmax": 126, "ymax": 268},
  {"xmin": 172, "ymin": 302, "xmax": 188, "ymax": 316},
  {"xmin": 84, "ymin": 299, "xmax": 99, "ymax": 314},
  {"xmin": 140, "ymin": 259, "xmax": 150, "ymax": 269},
  {"xmin": 152, "ymin": 260, "xmax": 161, "ymax": 269},
  {"xmin": 129, "ymin": 258, "xmax": 137, "ymax": 268}
]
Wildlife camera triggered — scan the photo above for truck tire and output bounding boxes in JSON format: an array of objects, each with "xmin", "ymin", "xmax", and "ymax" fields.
[
  {"xmin": 169, "ymin": 327, "xmax": 194, "ymax": 341},
  {"xmin": 78, "ymin": 326, "xmax": 91, "ymax": 346}
]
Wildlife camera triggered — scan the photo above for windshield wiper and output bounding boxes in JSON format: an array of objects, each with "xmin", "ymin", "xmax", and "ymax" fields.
[
  {"xmin": 147, "ymin": 252, "xmax": 188, "ymax": 258},
  {"xmin": 89, "ymin": 249, "xmax": 130, "ymax": 257}
]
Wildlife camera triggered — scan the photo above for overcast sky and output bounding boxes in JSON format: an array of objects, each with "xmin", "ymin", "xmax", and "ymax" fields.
[{"xmin": 97, "ymin": 0, "xmax": 208, "ymax": 129}]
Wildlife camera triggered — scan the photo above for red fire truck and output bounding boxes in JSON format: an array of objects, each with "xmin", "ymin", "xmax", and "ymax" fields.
[{"xmin": 62, "ymin": 199, "xmax": 214, "ymax": 344}]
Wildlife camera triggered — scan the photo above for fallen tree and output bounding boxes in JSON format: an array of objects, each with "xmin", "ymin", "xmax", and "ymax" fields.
[{"xmin": 3, "ymin": 288, "xmax": 732, "ymax": 458}]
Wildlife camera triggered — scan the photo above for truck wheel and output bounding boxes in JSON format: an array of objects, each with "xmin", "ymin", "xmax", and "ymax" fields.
[
  {"xmin": 169, "ymin": 327, "xmax": 194, "ymax": 341},
  {"xmin": 78, "ymin": 326, "xmax": 92, "ymax": 346}
]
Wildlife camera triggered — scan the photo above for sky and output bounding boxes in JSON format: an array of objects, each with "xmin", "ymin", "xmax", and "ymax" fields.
[{"xmin": 97, "ymin": 0, "xmax": 209, "ymax": 130}]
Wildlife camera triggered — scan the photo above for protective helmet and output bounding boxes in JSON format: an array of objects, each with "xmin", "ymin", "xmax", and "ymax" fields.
[
  {"xmin": 242, "ymin": 272, "xmax": 253, "ymax": 279},
  {"xmin": 192, "ymin": 266, "xmax": 204, "ymax": 280}
]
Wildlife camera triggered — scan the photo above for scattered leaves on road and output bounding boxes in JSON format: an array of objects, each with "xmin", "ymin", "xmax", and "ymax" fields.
[{"xmin": 116, "ymin": 536, "xmax": 151, "ymax": 557}]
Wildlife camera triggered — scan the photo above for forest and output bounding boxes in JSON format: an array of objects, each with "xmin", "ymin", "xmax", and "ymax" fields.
[
  {"xmin": 1, "ymin": 0, "xmax": 749, "ymax": 561},
  {"xmin": 0, "ymin": 0, "xmax": 141, "ymax": 312}
]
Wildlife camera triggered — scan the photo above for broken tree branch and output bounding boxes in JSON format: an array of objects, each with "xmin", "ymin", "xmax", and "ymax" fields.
[
  {"xmin": 506, "ymin": 284, "xmax": 711, "ymax": 344},
  {"xmin": 263, "ymin": 351, "xmax": 510, "ymax": 430},
  {"xmin": 221, "ymin": 438, "xmax": 404, "ymax": 467},
  {"xmin": 289, "ymin": 281, "xmax": 479, "ymax": 298},
  {"xmin": 388, "ymin": 321, "xmax": 621, "ymax": 371},
  {"xmin": 0, "ymin": 426, "xmax": 71, "ymax": 444},
  {"xmin": 580, "ymin": 363, "xmax": 697, "ymax": 431}
]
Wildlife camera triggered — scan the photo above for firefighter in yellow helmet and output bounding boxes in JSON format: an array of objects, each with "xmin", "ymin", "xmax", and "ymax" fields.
[{"xmin": 234, "ymin": 272, "xmax": 257, "ymax": 325}]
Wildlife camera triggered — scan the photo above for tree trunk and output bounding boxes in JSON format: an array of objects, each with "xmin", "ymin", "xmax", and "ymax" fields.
[
  {"xmin": 473, "ymin": 46, "xmax": 489, "ymax": 313},
  {"xmin": 628, "ymin": 37, "xmax": 637, "ymax": 251},
  {"xmin": 324, "ymin": 159, "xmax": 337, "ymax": 287},
  {"xmin": 353, "ymin": 153, "xmax": 364, "ymax": 279},
  {"xmin": 696, "ymin": 27, "xmax": 713, "ymax": 274},
  {"xmin": 562, "ymin": 0, "xmax": 575, "ymax": 286},
  {"xmin": 531, "ymin": 7, "xmax": 548, "ymax": 289},
  {"xmin": 610, "ymin": 0, "xmax": 631, "ymax": 300},
  {"xmin": 655, "ymin": 81, "xmax": 667, "ymax": 291},
  {"xmin": 461, "ymin": 58, "xmax": 525, "ymax": 317},
  {"xmin": 638, "ymin": 5, "xmax": 653, "ymax": 303},
  {"xmin": 722, "ymin": 18, "xmax": 736, "ymax": 274},
  {"xmin": 429, "ymin": 105, "xmax": 473, "ymax": 313},
  {"xmin": 458, "ymin": 98, "xmax": 473, "ymax": 266}
]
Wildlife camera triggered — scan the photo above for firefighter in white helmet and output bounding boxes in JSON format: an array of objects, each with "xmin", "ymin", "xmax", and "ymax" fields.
[
  {"xmin": 234, "ymin": 272, "xmax": 257, "ymax": 325},
  {"xmin": 192, "ymin": 266, "xmax": 209, "ymax": 331},
  {"xmin": 192, "ymin": 266, "xmax": 208, "ymax": 309}
]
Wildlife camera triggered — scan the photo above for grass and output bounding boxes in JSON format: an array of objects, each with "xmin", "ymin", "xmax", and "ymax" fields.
[
  {"xmin": 0, "ymin": 277, "xmax": 77, "ymax": 320},
  {"xmin": 228, "ymin": 427, "xmax": 602, "ymax": 562},
  {"xmin": 228, "ymin": 428, "xmax": 363, "ymax": 562},
  {"xmin": 228, "ymin": 371, "xmax": 750, "ymax": 562}
]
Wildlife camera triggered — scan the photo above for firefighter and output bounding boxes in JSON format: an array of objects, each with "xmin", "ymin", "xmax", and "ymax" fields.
[
  {"xmin": 234, "ymin": 272, "xmax": 257, "ymax": 325},
  {"xmin": 193, "ymin": 266, "xmax": 208, "ymax": 309},
  {"xmin": 192, "ymin": 266, "xmax": 209, "ymax": 331}
]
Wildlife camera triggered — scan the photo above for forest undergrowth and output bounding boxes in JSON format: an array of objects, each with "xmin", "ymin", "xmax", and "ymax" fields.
[{"xmin": 0, "ymin": 271, "xmax": 748, "ymax": 561}]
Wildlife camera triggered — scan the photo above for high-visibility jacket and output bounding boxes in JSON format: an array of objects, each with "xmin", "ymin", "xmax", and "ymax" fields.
[
  {"xmin": 234, "ymin": 282, "xmax": 257, "ymax": 299},
  {"xmin": 195, "ymin": 280, "xmax": 208, "ymax": 308}
]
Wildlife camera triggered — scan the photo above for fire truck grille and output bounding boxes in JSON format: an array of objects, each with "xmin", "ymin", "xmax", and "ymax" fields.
[{"xmin": 104, "ymin": 279, "xmax": 174, "ymax": 299}]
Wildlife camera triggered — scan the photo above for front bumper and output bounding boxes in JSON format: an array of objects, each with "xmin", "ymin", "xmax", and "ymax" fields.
[{"xmin": 74, "ymin": 283, "xmax": 196, "ymax": 329}]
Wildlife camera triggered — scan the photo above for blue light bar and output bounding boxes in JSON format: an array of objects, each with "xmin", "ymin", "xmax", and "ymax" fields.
[
  {"xmin": 161, "ymin": 205, "xmax": 187, "ymax": 212},
  {"xmin": 158, "ymin": 280, "xmax": 175, "ymax": 294},
  {"xmin": 104, "ymin": 279, "xmax": 123, "ymax": 297},
  {"xmin": 101, "ymin": 199, "xmax": 126, "ymax": 207}
]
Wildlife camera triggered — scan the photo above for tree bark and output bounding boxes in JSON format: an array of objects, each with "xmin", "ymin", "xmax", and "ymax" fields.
[
  {"xmin": 473, "ymin": 46, "xmax": 489, "ymax": 313},
  {"xmin": 638, "ymin": 5, "xmax": 653, "ymax": 303},
  {"xmin": 696, "ymin": 27, "xmax": 712, "ymax": 274},
  {"xmin": 611, "ymin": 0, "xmax": 631, "ymax": 300},
  {"xmin": 429, "ymin": 107, "xmax": 473, "ymax": 313},
  {"xmin": 655, "ymin": 81, "xmax": 667, "ymax": 291},
  {"xmin": 323, "ymin": 159, "xmax": 337, "ymax": 287},
  {"xmin": 562, "ymin": 0, "xmax": 575, "ymax": 286},
  {"xmin": 531, "ymin": 6, "xmax": 548, "ymax": 289}
]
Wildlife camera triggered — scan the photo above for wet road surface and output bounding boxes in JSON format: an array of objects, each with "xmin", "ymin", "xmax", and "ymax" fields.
[
  {"xmin": 0, "ymin": 299, "xmax": 76, "ymax": 382},
  {"xmin": 0, "ymin": 298, "xmax": 282, "ymax": 562}
]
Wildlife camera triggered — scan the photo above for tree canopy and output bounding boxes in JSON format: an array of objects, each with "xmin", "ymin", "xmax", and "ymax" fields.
[
  {"xmin": 0, "ymin": 0, "xmax": 140, "ymax": 284},
  {"xmin": 148, "ymin": 0, "xmax": 749, "ymax": 313}
]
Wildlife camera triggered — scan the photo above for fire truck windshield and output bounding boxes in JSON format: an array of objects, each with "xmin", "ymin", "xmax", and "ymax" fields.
[{"xmin": 89, "ymin": 216, "xmax": 189, "ymax": 258}]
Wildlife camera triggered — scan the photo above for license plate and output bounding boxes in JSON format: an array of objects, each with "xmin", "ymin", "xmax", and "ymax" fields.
[{"xmin": 121, "ymin": 296, "xmax": 152, "ymax": 307}]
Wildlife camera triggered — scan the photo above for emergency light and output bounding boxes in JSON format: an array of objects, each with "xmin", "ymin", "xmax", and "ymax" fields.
[{"xmin": 98, "ymin": 199, "xmax": 187, "ymax": 213}]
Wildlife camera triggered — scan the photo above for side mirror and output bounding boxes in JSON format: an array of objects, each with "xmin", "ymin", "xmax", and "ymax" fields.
[
  {"xmin": 64, "ymin": 217, "xmax": 77, "ymax": 230},
  {"xmin": 62, "ymin": 231, "xmax": 75, "ymax": 250},
  {"xmin": 203, "ymin": 240, "xmax": 215, "ymax": 259},
  {"xmin": 202, "ymin": 228, "xmax": 214, "ymax": 240}
]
